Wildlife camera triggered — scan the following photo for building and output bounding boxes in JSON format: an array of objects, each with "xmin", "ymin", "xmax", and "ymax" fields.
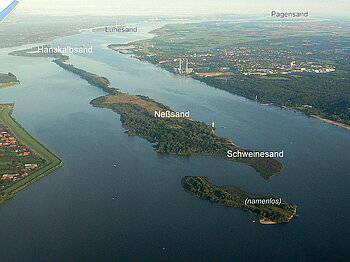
[{"xmin": 175, "ymin": 58, "xmax": 193, "ymax": 75}]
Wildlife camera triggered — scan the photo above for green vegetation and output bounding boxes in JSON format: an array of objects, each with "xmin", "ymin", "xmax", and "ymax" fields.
[
  {"xmin": 9, "ymin": 46, "xmax": 69, "ymax": 61},
  {"xmin": 0, "ymin": 15, "xmax": 120, "ymax": 49},
  {"xmin": 0, "ymin": 72, "xmax": 20, "ymax": 88},
  {"xmin": 115, "ymin": 20, "xmax": 350, "ymax": 54},
  {"xmin": 126, "ymin": 21, "xmax": 342, "ymax": 53},
  {"xmin": 91, "ymin": 91, "xmax": 283, "ymax": 179},
  {"xmin": 194, "ymin": 71, "xmax": 350, "ymax": 125},
  {"xmin": 53, "ymin": 59, "xmax": 111, "ymax": 92},
  {"xmin": 21, "ymin": 50, "xmax": 282, "ymax": 179},
  {"xmin": 0, "ymin": 104, "xmax": 63, "ymax": 204},
  {"xmin": 10, "ymin": 46, "xmax": 111, "ymax": 92},
  {"xmin": 182, "ymin": 176, "xmax": 297, "ymax": 224},
  {"xmin": 9, "ymin": 42, "xmax": 290, "ymax": 223},
  {"xmin": 112, "ymin": 20, "xmax": 350, "ymax": 128}
]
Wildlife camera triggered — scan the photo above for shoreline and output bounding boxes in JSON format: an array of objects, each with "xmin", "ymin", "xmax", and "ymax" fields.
[
  {"xmin": 259, "ymin": 219, "xmax": 277, "ymax": 225},
  {"xmin": 0, "ymin": 31, "xmax": 79, "ymax": 50},
  {"xmin": 0, "ymin": 81, "xmax": 20, "ymax": 88},
  {"xmin": 311, "ymin": 115, "xmax": 350, "ymax": 131},
  {"xmin": 280, "ymin": 105, "xmax": 350, "ymax": 131}
]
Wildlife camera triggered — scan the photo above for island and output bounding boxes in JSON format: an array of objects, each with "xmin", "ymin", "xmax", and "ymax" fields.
[
  {"xmin": 91, "ymin": 90, "xmax": 283, "ymax": 179},
  {"xmin": 0, "ymin": 72, "xmax": 20, "ymax": 88},
  {"xmin": 0, "ymin": 104, "xmax": 63, "ymax": 204},
  {"xmin": 182, "ymin": 176, "xmax": 297, "ymax": 224},
  {"xmin": 53, "ymin": 58, "xmax": 111, "ymax": 91}
]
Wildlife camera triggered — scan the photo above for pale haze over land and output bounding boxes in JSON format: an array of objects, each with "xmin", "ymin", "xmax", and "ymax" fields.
[{"xmin": 19, "ymin": 0, "xmax": 350, "ymax": 16}]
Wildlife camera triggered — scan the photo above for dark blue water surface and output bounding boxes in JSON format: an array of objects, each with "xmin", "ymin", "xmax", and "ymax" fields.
[{"xmin": 0, "ymin": 22, "xmax": 349, "ymax": 262}]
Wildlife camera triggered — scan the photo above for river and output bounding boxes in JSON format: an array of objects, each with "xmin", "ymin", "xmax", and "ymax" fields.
[{"xmin": 0, "ymin": 21, "xmax": 349, "ymax": 262}]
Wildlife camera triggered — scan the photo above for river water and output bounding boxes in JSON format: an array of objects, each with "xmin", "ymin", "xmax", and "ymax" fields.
[{"xmin": 0, "ymin": 22, "xmax": 349, "ymax": 262}]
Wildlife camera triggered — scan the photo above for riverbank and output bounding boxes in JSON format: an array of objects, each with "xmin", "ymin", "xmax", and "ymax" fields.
[
  {"xmin": 0, "ymin": 15, "xmax": 119, "ymax": 49},
  {"xmin": 107, "ymin": 22, "xmax": 350, "ymax": 132},
  {"xmin": 0, "ymin": 104, "xmax": 63, "ymax": 204},
  {"xmin": 279, "ymin": 105, "xmax": 350, "ymax": 131},
  {"xmin": 121, "ymin": 45, "xmax": 350, "ymax": 132},
  {"xmin": 0, "ymin": 82, "xmax": 19, "ymax": 88},
  {"xmin": 311, "ymin": 115, "xmax": 350, "ymax": 131}
]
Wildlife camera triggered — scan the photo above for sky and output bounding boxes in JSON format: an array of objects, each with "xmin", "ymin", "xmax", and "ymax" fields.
[{"xmin": 17, "ymin": 0, "xmax": 350, "ymax": 16}]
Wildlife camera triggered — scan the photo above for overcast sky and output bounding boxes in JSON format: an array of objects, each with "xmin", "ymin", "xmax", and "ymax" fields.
[{"xmin": 18, "ymin": 0, "xmax": 350, "ymax": 16}]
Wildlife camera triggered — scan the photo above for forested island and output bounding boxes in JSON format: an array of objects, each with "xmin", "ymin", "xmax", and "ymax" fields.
[
  {"xmin": 0, "ymin": 72, "xmax": 20, "ymax": 88},
  {"xmin": 91, "ymin": 91, "xmax": 283, "ymax": 179},
  {"xmin": 9, "ymin": 46, "xmax": 113, "ymax": 93},
  {"xmin": 182, "ymin": 176, "xmax": 297, "ymax": 224},
  {"xmin": 53, "ymin": 59, "xmax": 112, "ymax": 92}
]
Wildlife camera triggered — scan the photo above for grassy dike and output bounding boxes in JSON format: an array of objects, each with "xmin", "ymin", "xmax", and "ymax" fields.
[{"xmin": 0, "ymin": 104, "xmax": 63, "ymax": 204}]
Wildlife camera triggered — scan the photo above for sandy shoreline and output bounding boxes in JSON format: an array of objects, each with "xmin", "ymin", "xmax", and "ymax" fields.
[
  {"xmin": 311, "ymin": 115, "xmax": 350, "ymax": 131},
  {"xmin": 259, "ymin": 219, "xmax": 277, "ymax": 225},
  {"xmin": 280, "ymin": 105, "xmax": 350, "ymax": 131}
]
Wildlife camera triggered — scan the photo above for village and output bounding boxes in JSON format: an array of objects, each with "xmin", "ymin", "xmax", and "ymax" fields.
[
  {"xmin": 116, "ymin": 44, "xmax": 336, "ymax": 77},
  {"xmin": 0, "ymin": 127, "xmax": 42, "ymax": 186}
]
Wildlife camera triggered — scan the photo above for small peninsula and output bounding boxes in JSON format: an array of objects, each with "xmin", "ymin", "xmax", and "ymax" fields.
[
  {"xmin": 182, "ymin": 176, "xmax": 297, "ymax": 224},
  {"xmin": 0, "ymin": 73, "xmax": 20, "ymax": 88}
]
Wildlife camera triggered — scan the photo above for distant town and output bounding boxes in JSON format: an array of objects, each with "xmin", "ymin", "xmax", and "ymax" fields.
[{"xmin": 114, "ymin": 44, "xmax": 336, "ymax": 77}]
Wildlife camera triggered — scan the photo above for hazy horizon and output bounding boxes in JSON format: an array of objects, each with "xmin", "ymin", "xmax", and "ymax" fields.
[{"xmin": 15, "ymin": 0, "xmax": 350, "ymax": 17}]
